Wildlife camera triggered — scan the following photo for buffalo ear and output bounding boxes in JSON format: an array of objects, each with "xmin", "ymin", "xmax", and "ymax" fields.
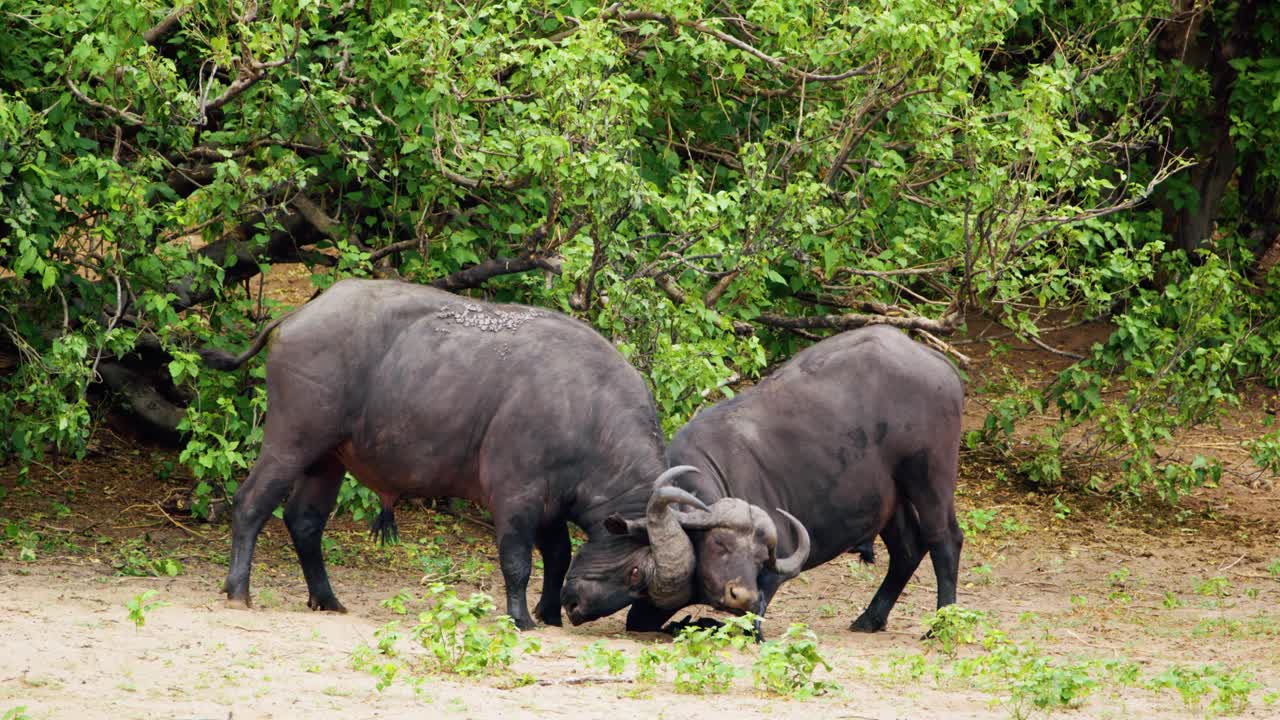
[
  {"xmin": 604, "ymin": 513, "xmax": 650, "ymax": 542},
  {"xmin": 604, "ymin": 514, "xmax": 630, "ymax": 536}
]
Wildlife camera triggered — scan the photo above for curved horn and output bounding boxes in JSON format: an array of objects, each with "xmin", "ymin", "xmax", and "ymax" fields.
[
  {"xmin": 645, "ymin": 466, "xmax": 703, "ymax": 608},
  {"xmin": 766, "ymin": 509, "xmax": 810, "ymax": 579}
]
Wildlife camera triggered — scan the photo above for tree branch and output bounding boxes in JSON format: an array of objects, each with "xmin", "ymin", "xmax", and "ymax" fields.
[
  {"xmin": 430, "ymin": 255, "xmax": 562, "ymax": 292},
  {"xmin": 65, "ymin": 78, "xmax": 145, "ymax": 126},
  {"xmin": 97, "ymin": 362, "xmax": 185, "ymax": 433},
  {"xmin": 755, "ymin": 311, "xmax": 961, "ymax": 335},
  {"xmin": 143, "ymin": 6, "xmax": 190, "ymax": 45}
]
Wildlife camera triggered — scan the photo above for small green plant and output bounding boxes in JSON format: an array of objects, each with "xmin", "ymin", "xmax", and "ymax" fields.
[
  {"xmin": 669, "ymin": 615, "xmax": 756, "ymax": 694},
  {"xmin": 922, "ymin": 605, "xmax": 988, "ymax": 657},
  {"xmin": 411, "ymin": 583, "xmax": 539, "ymax": 677},
  {"xmin": 1266, "ymin": 558, "xmax": 1280, "ymax": 580},
  {"xmin": 1147, "ymin": 664, "xmax": 1261, "ymax": 716},
  {"xmin": 380, "ymin": 589, "xmax": 415, "ymax": 615},
  {"xmin": 1051, "ymin": 497, "xmax": 1072, "ymax": 520},
  {"xmin": 1001, "ymin": 516, "xmax": 1029, "ymax": 534},
  {"xmin": 125, "ymin": 590, "xmax": 167, "ymax": 630},
  {"xmin": 3, "ymin": 520, "xmax": 39, "ymax": 562},
  {"xmin": 1107, "ymin": 567, "xmax": 1131, "ymax": 587},
  {"xmin": 1194, "ymin": 576, "xmax": 1233, "ymax": 598},
  {"xmin": 960, "ymin": 508, "xmax": 999, "ymax": 535},
  {"xmin": 971, "ymin": 563, "xmax": 994, "ymax": 585},
  {"xmin": 1163, "ymin": 591, "xmax": 1185, "ymax": 609},
  {"xmin": 752, "ymin": 623, "xmax": 839, "ymax": 698},
  {"xmin": 636, "ymin": 645, "xmax": 673, "ymax": 684},
  {"xmin": 113, "ymin": 538, "xmax": 183, "ymax": 577},
  {"xmin": 580, "ymin": 641, "xmax": 628, "ymax": 676},
  {"xmin": 350, "ymin": 622, "xmax": 406, "ymax": 691},
  {"xmin": 2, "ymin": 707, "xmax": 32, "ymax": 720}
]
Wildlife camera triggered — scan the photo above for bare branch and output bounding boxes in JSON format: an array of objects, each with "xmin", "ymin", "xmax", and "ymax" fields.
[
  {"xmin": 65, "ymin": 78, "xmax": 145, "ymax": 126},
  {"xmin": 143, "ymin": 6, "xmax": 190, "ymax": 45},
  {"xmin": 290, "ymin": 194, "xmax": 344, "ymax": 242},
  {"xmin": 368, "ymin": 239, "xmax": 422, "ymax": 264},
  {"xmin": 755, "ymin": 310, "xmax": 961, "ymax": 335},
  {"xmin": 430, "ymin": 255, "xmax": 562, "ymax": 292},
  {"xmin": 703, "ymin": 269, "xmax": 740, "ymax": 306}
]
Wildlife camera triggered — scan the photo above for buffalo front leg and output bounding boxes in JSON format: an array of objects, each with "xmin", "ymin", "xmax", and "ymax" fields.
[
  {"xmin": 223, "ymin": 452, "xmax": 298, "ymax": 609},
  {"xmin": 625, "ymin": 599, "xmax": 681, "ymax": 633},
  {"xmin": 495, "ymin": 512, "xmax": 538, "ymax": 630},
  {"xmin": 283, "ymin": 457, "xmax": 347, "ymax": 613},
  {"xmin": 850, "ymin": 503, "xmax": 924, "ymax": 632},
  {"xmin": 532, "ymin": 521, "xmax": 571, "ymax": 627}
]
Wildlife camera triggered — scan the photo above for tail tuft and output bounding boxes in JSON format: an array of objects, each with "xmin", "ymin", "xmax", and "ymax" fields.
[
  {"xmin": 369, "ymin": 508, "xmax": 400, "ymax": 546},
  {"xmin": 199, "ymin": 347, "xmax": 245, "ymax": 371},
  {"xmin": 853, "ymin": 541, "xmax": 875, "ymax": 564}
]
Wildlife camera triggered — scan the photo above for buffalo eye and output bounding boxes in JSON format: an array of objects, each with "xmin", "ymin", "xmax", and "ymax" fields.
[{"xmin": 628, "ymin": 566, "xmax": 642, "ymax": 587}]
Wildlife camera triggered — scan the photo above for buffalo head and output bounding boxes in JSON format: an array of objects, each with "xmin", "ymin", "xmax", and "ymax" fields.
[
  {"xmin": 562, "ymin": 466, "xmax": 811, "ymax": 625},
  {"xmin": 675, "ymin": 500, "xmax": 810, "ymax": 614},
  {"xmin": 561, "ymin": 466, "xmax": 709, "ymax": 625}
]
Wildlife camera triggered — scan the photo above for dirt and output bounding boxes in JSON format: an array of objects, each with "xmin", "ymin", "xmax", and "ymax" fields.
[
  {"xmin": 4, "ymin": 438, "xmax": 1279, "ymax": 719},
  {"xmin": 3, "ymin": 295, "xmax": 1280, "ymax": 718}
]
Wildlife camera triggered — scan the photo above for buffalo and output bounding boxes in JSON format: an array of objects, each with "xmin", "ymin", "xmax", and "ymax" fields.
[
  {"xmin": 198, "ymin": 278, "xmax": 801, "ymax": 630},
  {"xmin": 598, "ymin": 325, "xmax": 965, "ymax": 633}
]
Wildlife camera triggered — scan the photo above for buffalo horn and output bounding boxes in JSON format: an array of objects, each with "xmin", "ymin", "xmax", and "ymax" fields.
[
  {"xmin": 766, "ymin": 509, "xmax": 810, "ymax": 579},
  {"xmin": 645, "ymin": 465, "xmax": 704, "ymax": 608}
]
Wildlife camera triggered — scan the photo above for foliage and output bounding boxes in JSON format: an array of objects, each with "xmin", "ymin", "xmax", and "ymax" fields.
[
  {"xmin": 666, "ymin": 615, "xmax": 757, "ymax": 694},
  {"xmin": 888, "ymin": 610, "xmax": 1269, "ymax": 719},
  {"xmin": 410, "ymin": 583, "xmax": 539, "ymax": 677},
  {"xmin": 922, "ymin": 605, "xmax": 989, "ymax": 657},
  {"xmin": 1, "ymin": 0, "xmax": 1278, "ymax": 519},
  {"xmin": 1147, "ymin": 664, "xmax": 1262, "ymax": 717},
  {"xmin": 124, "ymin": 589, "xmax": 166, "ymax": 630},
  {"xmin": 352, "ymin": 585, "xmax": 539, "ymax": 691},
  {"xmin": 752, "ymin": 623, "xmax": 839, "ymax": 698},
  {"xmin": 113, "ymin": 538, "xmax": 183, "ymax": 577},
  {"xmin": 580, "ymin": 641, "xmax": 628, "ymax": 677}
]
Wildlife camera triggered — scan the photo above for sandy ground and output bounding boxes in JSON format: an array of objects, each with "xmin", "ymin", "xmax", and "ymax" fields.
[{"xmin": 2, "ymin": 480, "xmax": 1279, "ymax": 720}]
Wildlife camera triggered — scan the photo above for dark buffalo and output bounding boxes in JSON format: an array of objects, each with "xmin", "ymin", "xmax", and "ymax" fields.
[
  {"xmin": 199, "ymin": 278, "xmax": 754, "ymax": 629},
  {"xmin": 603, "ymin": 325, "xmax": 965, "ymax": 633}
]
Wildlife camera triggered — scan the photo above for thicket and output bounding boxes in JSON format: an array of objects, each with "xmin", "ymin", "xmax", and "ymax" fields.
[{"xmin": 2, "ymin": 1, "xmax": 1278, "ymax": 513}]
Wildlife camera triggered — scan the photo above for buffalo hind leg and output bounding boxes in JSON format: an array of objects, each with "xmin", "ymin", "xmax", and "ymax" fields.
[
  {"xmin": 897, "ymin": 448, "xmax": 964, "ymax": 618},
  {"xmin": 224, "ymin": 450, "xmax": 306, "ymax": 609},
  {"xmin": 283, "ymin": 456, "xmax": 347, "ymax": 613},
  {"xmin": 532, "ymin": 521, "xmax": 571, "ymax": 627},
  {"xmin": 850, "ymin": 503, "xmax": 924, "ymax": 632}
]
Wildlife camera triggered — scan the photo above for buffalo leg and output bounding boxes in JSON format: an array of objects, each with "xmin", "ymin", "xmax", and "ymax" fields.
[
  {"xmin": 495, "ymin": 511, "xmax": 538, "ymax": 630},
  {"xmin": 283, "ymin": 457, "xmax": 346, "ymax": 613},
  {"xmin": 850, "ymin": 503, "xmax": 924, "ymax": 632},
  {"xmin": 625, "ymin": 599, "xmax": 680, "ymax": 632},
  {"xmin": 532, "ymin": 521, "xmax": 571, "ymax": 627},
  {"xmin": 749, "ymin": 571, "xmax": 788, "ymax": 641},
  {"xmin": 223, "ymin": 449, "xmax": 302, "ymax": 608},
  {"xmin": 897, "ymin": 448, "xmax": 964, "ymax": 614}
]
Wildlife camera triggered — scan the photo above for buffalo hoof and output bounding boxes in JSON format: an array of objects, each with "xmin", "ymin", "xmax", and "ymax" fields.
[
  {"xmin": 307, "ymin": 595, "xmax": 348, "ymax": 613},
  {"xmin": 533, "ymin": 600, "xmax": 562, "ymax": 627},
  {"xmin": 849, "ymin": 614, "xmax": 886, "ymax": 633},
  {"xmin": 662, "ymin": 615, "xmax": 725, "ymax": 636},
  {"xmin": 512, "ymin": 614, "xmax": 536, "ymax": 631},
  {"xmin": 224, "ymin": 596, "xmax": 252, "ymax": 611}
]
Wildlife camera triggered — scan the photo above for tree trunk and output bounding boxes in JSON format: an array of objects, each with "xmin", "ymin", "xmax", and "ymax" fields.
[{"xmin": 1153, "ymin": 0, "xmax": 1260, "ymax": 254}]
